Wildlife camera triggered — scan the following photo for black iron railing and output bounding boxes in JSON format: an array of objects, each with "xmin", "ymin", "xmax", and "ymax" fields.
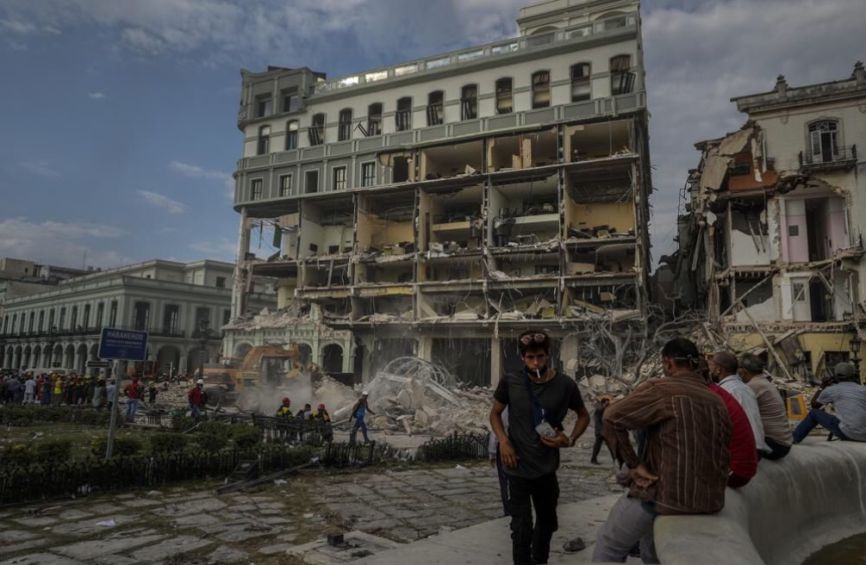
[{"xmin": 799, "ymin": 145, "xmax": 857, "ymax": 167}]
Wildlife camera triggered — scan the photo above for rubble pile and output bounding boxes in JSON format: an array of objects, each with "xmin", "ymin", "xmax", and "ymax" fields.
[{"xmin": 332, "ymin": 357, "xmax": 491, "ymax": 436}]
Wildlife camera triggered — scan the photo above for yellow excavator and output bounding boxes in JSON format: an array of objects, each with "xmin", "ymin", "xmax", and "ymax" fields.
[{"xmin": 201, "ymin": 344, "xmax": 306, "ymax": 408}]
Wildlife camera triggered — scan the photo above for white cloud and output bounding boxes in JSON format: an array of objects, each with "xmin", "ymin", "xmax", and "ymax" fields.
[
  {"xmin": 170, "ymin": 160, "xmax": 234, "ymax": 198},
  {"xmin": 0, "ymin": 217, "xmax": 129, "ymax": 269},
  {"xmin": 188, "ymin": 239, "xmax": 237, "ymax": 261},
  {"xmin": 19, "ymin": 160, "xmax": 60, "ymax": 178},
  {"xmin": 88, "ymin": 91, "xmax": 106, "ymax": 100},
  {"xmin": 137, "ymin": 189, "xmax": 185, "ymax": 215}
]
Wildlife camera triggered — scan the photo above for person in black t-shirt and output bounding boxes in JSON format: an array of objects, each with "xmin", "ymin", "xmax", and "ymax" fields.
[{"xmin": 490, "ymin": 330, "xmax": 590, "ymax": 565}]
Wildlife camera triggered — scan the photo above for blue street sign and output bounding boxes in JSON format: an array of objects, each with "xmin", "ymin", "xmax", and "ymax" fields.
[{"xmin": 98, "ymin": 328, "xmax": 149, "ymax": 361}]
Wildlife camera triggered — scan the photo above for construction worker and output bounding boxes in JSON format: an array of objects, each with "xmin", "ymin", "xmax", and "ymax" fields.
[
  {"xmin": 313, "ymin": 403, "xmax": 331, "ymax": 423},
  {"xmin": 313, "ymin": 403, "xmax": 333, "ymax": 442},
  {"xmin": 276, "ymin": 397, "xmax": 292, "ymax": 417},
  {"xmin": 350, "ymin": 392, "xmax": 375, "ymax": 445},
  {"xmin": 188, "ymin": 379, "xmax": 207, "ymax": 420}
]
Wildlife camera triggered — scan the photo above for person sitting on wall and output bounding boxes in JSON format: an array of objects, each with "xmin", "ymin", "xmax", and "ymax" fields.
[
  {"xmin": 708, "ymin": 352, "xmax": 770, "ymax": 458},
  {"xmin": 793, "ymin": 362, "xmax": 866, "ymax": 443},
  {"xmin": 739, "ymin": 353, "xmax": 792, "ymax": 459}
]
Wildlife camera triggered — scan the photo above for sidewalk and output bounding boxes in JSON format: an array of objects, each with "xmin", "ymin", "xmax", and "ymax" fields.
[{"xmin": 355, "ymin": 494, "xmax": 627, "ymax": 564}]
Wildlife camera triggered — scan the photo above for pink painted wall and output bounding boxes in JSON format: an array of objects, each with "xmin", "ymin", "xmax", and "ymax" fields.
[{"xmin": 783, "ymin": 199, "xmax": 809, "ymax": 263}]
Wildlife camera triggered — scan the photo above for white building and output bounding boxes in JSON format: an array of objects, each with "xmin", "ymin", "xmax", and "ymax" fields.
[
  {"xmin": 0, "ymin": 259, "xmax": 275, "ymax": 375},
  {"xmin": 230, "ymin": 0, "xmax": 652, "ymax": 386}
]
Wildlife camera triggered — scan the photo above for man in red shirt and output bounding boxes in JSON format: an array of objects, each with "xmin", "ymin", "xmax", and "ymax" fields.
[
  {"xmin": 709, "ymin": 383, "xmax": 758, "ymax": 487},
  {"xmin": 123, "ymin": 377, "xmax": 142, "ymax": 422},
  {"xmin": 188, "ymin": 379, "xmax": 207, "ymax": 420}
]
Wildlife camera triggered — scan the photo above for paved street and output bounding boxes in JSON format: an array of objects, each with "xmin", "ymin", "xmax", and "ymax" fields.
[{"xmin": 0, "ymin": 437, "xmax": 619, "ymax": 564}]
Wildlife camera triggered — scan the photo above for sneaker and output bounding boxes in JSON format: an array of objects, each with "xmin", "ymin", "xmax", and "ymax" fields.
[{"xmin": 563, "ymin": 537, "xmax": 586, "ymax": 553}]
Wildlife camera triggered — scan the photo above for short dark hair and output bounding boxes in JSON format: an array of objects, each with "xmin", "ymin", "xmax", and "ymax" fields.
[
  {"xmin": 518, "ymin": 330, "xmax": 550, "ymax": 356},
  {"xmin": 661, "ymin": 337, "xmax": 701, "ymax": 368},
  {"xmin": 712, "ymin": 352, "xmax": 739, "ymax": 375},
  {"xmin": 739, "ymin": 353, "xmax": 765, "ymax": 374}
]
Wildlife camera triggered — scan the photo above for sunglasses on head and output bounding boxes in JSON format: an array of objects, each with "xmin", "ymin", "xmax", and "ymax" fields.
[{"xmin": 519, "ymin": 333, "xmax": 548, "ymax": 345}]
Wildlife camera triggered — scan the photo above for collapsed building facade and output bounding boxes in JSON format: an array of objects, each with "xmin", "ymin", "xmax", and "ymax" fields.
[
  {"xmin": 227, "ymin": 0, "xmax": 652, "ymax": 387},
  {"xmin": 670, "ymin": 63, "xmax": 866, "ymax": 381}
]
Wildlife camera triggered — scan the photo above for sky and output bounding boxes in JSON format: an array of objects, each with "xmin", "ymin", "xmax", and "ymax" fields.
[{"xmin": 0, "ymin": 0, "xmax": 864, "ymax": 271}]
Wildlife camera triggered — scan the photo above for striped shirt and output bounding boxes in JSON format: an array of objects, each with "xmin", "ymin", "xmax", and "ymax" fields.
[{"xmin": 603, "ymin": 369, "xmax": 732, "ymax": 515}]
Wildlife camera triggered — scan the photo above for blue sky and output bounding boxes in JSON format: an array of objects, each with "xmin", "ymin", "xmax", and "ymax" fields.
[{"xmin": 0, "ymin": 0, "xmax": 863, "ymax": 270}]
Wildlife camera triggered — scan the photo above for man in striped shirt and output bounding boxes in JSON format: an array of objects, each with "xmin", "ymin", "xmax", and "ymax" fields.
[{"xmin": 592, "ymin": 337, "xmax": 731, "ymax": 563}]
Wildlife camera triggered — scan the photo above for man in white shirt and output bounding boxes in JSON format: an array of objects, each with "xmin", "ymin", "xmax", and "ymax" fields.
[
  {"xmin": 710, "ymin": 352, "xmax": 770, "ymax": 455},
  {"xmin": 23, "ymin": 375, "xmax": 36, "ymax": 404}
]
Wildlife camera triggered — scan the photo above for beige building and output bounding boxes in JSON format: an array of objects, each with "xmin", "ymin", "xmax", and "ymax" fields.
[
  {"xmin": 671, "ymin": 62, "xmax": 866, "ymax": 380},
  {"xmin": 230, "ymin": 0, "xmax": 653, "ymax": 386}
]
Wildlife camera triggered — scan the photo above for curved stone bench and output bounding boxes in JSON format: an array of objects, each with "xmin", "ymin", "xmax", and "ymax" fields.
[{"xmin": 655, "ymin": 437, "xmax": 866, "ymax": 565}]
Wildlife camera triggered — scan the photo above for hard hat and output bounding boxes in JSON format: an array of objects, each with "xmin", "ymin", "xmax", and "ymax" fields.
[
  {"xmin": 196, "ymin": 379, "xmax": 204, "ymax": 385},
  {"xmin": 362, "ymin": 391, "xmax": 369, "ymax": 396},
  {"xmin": 318, "ymin": 403, "xmax": 325, "ymax": 410},
  {"xmin": 282, "ymin": 397, "xmax": 290, "ymax": 404}
]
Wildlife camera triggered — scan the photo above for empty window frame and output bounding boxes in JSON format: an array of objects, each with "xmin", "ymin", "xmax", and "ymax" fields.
[
  {"xmin": 495, "ymin": 78, "xmax": 513, "ymax": 114},
  {"xmin": 610, "ymin": 55, "xmax": 635, "ymax": 95},
  {"xmin": 338, "ymin": 108, "xmax": 353, "ymax": 141},
  {"xmin": 361, "ymin": 162, "xmax": 376, "ymax": 187},
  {"xmin": 809, "ymin": 120, "xmax": 839, "ymax": 163},
  {"xmin": 396, "ymin": 97, "xmax": 412, "ymax": 131},
  {"xmin": 427, "ymin": 91, "xmax": 444, "ymax": 126},
  {"xmin": 570, "ymin": 63, "xmax": 591, "ymax": 102},
  {"xmin": 532, "ymin": 70, "xmax": 551, "ymax": 109},
  {"xmin": 305, "ymin": 170, "xmax": 319, "ymax": 194},
  {"xmin": 332, "ymin": 166, "xmax": 347, "ymax": 191},
  {"xmin": 215, "ymin": 276, "xmax": 226, "ymax": 289},
  {"xmin": 309, "ymin": 113, "xmax": 325, "ymax": 146},
  {"xmin": 282, "ymin": 88, "xmax": 300, "ymax": 113},
  {"xmin": 251, "ymin": 178, "xmax": 263, "ymax": 200},
  {"xmin": 279, "ymin": 173, "xmax": 293, "ymax": 197},
  {"xmin": 368, "ymin": 103, "xmax": 383, "ymax": 136},
  {"xmin": 285, "ymin": 120, "xmax": 299, "ymax": 150},
  {"xmin": 257, "ymin": 125, "xmax": 271, "ymax": 155},
  {"xmin": 256, "ymin": 95, "xmax": 272, "ymax": 117},
  {"xmin": 461, "ymin": 84, "xmax": 478, "ymax": 120}
]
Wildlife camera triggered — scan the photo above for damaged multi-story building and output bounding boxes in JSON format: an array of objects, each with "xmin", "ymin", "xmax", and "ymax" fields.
[
  {"xmin": 671, "ymin": 62, "xmax": 866, "ymax": 381},
  {"xmin": 227, "ymin": 0, "xmax": 652, "ymax": 386}
]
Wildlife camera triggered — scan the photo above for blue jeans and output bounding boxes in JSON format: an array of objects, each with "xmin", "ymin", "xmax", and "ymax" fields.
[
  {"xmin": 190, "ymin": 404, "xmax": 202, "ymax": 420},
  {"xmin": 793, "ymin": 409, "xmax": 849, "ymax": 443},
  {"xmin": 593, "ymin": 495, "xmax": 658, "ymax": 563},
  {"xmin": 126, "ymin": 399, "xmax": 139, "ymax": 421},
  {"xmin": 350, "ymin": 419, "xmax": 368, "ymax": 444}
]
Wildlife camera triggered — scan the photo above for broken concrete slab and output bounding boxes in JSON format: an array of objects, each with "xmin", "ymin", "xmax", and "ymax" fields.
[
  {"xmin": 53, "ymin": 534, "xmax": 165, "ymax": 561},
  {"xmin": 128, "ymin": 536, "xmax": 212, "ymax": 562},
  {"xmin": 205, "ymin": 545, "xmax": 249, "ymax": 564}
]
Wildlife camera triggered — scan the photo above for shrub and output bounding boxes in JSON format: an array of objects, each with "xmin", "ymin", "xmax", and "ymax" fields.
[
  {"xmin": 34, "ymin": 439, "xmax": 72, "ymax": 463},
  {"xmin": 91, "ymin": 436, "xmax": 144, "ymax": 458},
  {"xmin": 149, "ymin": 433, "xmax": 188, "ymax": 455},
  {"xmin": 231, "ymin": 425, "xmax": 261, "ymax": 450},
  {"xmin": 1, "ymin": 443, "xmax": 34, "ymax": 467},
  {"xmin": 170, "ymin": 414, "xmax": 196, "ymax": 433},
  {"xmin": 196, "ymin": 432, "xmax": 229, "ymax": 453}
]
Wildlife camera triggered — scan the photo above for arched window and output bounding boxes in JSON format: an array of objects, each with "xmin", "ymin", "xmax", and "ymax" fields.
[
  {"xmin": 427, "ymin": 91, "xmax": 444, "ymax": 126},
  {"xmin": 257, "ymin": 125, "xmax": 270, "ymax": 155},
  {"xmin": 532, "ymin": 70, "xmax": 551, "ymax": 109},
  {"xmin": 808, "ymin": 120, "xmax": 839, "ymax": 163},
  {"xmin": 367, "ymin": 103, "xmax": 383, "ymax": 136},
  {"xmin": 461, "ymin": 84, "xmax": 478, "ymax": 120},
  {"xmin": 285, "ymin": 120, "xmax": 299, "ymax": 150},
  {"xmin": 610, "ymin": 55, "xmax": 634, "ymax": 95},
  {"xmin": 309, "ymin": 113, "xmax": 325, "ymax": 145},
  {"xmin": 396, "ymin": 97, "xmax": 412, "ymax": 131},
  {"xmin": 338, "ymin": 108, "xmax": 353, "ymax": 141},
  {"xmin": 495, "ymin": 78, "xmax": 513, "ymax": 114},
  {"xmin": 571, "ymin": 63, "xmax": 591, "ymax": 102}
]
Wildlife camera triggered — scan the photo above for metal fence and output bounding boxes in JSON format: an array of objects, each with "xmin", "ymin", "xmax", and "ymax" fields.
[
  {"xmin": 251, "ymin": 414, "xmax": 333, "ymax": 446},
  {"xmin": 416, "ymin": 432, "xmax": 489, "ymax": 462}
]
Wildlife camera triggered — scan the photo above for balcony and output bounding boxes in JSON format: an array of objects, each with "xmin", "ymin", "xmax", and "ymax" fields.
[{"xmin": 799, "ymin": 145, "xmax": 857, "ymax": 173}]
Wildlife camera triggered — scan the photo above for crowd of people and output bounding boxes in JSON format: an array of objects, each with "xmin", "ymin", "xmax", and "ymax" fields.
[
  {"xmin": 489, "ymin": 330, "xmax": 866, "ymax": 565},
  {"xmin": 274, "ymin": 396, "xmax": 334, "ymax": 442}
]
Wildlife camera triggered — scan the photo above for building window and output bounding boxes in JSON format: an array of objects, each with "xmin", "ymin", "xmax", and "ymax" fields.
[
  {"xmin": 461, "ymin": 84, "xmax": 478, "ymax": 120},
  {"xmin": 59, "ymin": 307, "xmax": 66, "ymax": 330},
  {"xmin": 338, "ymin": 108, "xmax": 353, "ymax": 141},
  {"xmin": 28, "ymin": 311, "xmax": 35, "ymax": 333},
  {"xmin": 332, "ymin": 166, "xmax": 347, "ymax": 191},
  {"xmin": 109, "ymin": 301, "xmax": 117, "ymax": 327},
  {"xmin": 309, "ymin": 113, "xmax": 325, "ymax": 146},
  {"xmin": 70, "ymin": 306, "xmax": 78, "ymax": 329},
  {"xmin": 133, "ymin": 301, "xmax": 150, "ymax": 331},
  {"xmin": 495, "ymin": 78, "xmax": 513, "ymax": 114},
  {"xmin": 48, "ymin": 309, "xmax": 55, "ymax": 330},
  {"xmin": 223, "ymin": 309, "xmax": 231, "ymax": 326},
  {"xmin": 83, "ymin": 304, "xmax": 90, "ymax": 328},
  {"xmin": 809, "ymin": 120, "xmax": 839, "ymax": 163},
  {"xmin": 216, "ymin": 276, "xmax": 226, "ymax": 289},
  {"xmin": 2, "ymin": 315, "xmax": 7, "ymax": 335},
  {"xmin": 610, "ymin": 55, "xmax": 635, "ymax": 95},
  {"xmin": 38, "ymin": 310, "xmax": 44, "ymax": 332},
  {"xmin": 282, "ymin": 88, "xmax": 300, "ymax": 113},
  {"xmin": 251, "ymin": 179, "xmax": 263, "ymax": 200},
  {"xmin": 532, "ymin": 71, "xmax": 551, "ymax": 109},
  {"xmin": 256, "ymin": 95, "xmax": 272, "ymax": 117},
  {"xmin": 163, "ymin": 304, "xmax": 179, "ymax": 333},
  {"xmin": 570, "ymin": 63, "xmax": 591, "ymax": 102},
  {"xmin": 396, "ymin": 97, "xmax": 412, "ymax": 131},
  {"xmin": 257, "ymin": 125, "xmax": 270, "ymax": 155},
  {"xmin": 283, "ymin": 120, "xmax": 298, "ymax": 150},
  {"xmin": 195, "ymin": 307, "xmax": 211, "ymax": 328},
  {"xmin": 96, "ymin": 302, "xmax": 104, "ymax": 328},
  {"xmin": 305, "ymin": 170, "xmax": 319, "ymax": 194},
  {"xmin": 279, "ymin": 174, "xmax": 293, "ymax": 197},
  {"xmin": 427, "ymin": 91, "xmax": 444, "ymax": 126},
  {"xmin": 367, "ymin": 103, "xmax": 383, "ymax": 136},
  {"xmin": 361, "ymin": 162, "xmax": 376, "ymax": 187}
]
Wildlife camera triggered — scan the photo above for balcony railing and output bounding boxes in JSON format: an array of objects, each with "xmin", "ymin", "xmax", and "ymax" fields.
[
  {"xmin": 0, "ymin": 325, "xmax": 186, "ymax": 340},
  {"xmin": 799, "ymin": 145, "xmax": 857, "ymax": 170}
]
